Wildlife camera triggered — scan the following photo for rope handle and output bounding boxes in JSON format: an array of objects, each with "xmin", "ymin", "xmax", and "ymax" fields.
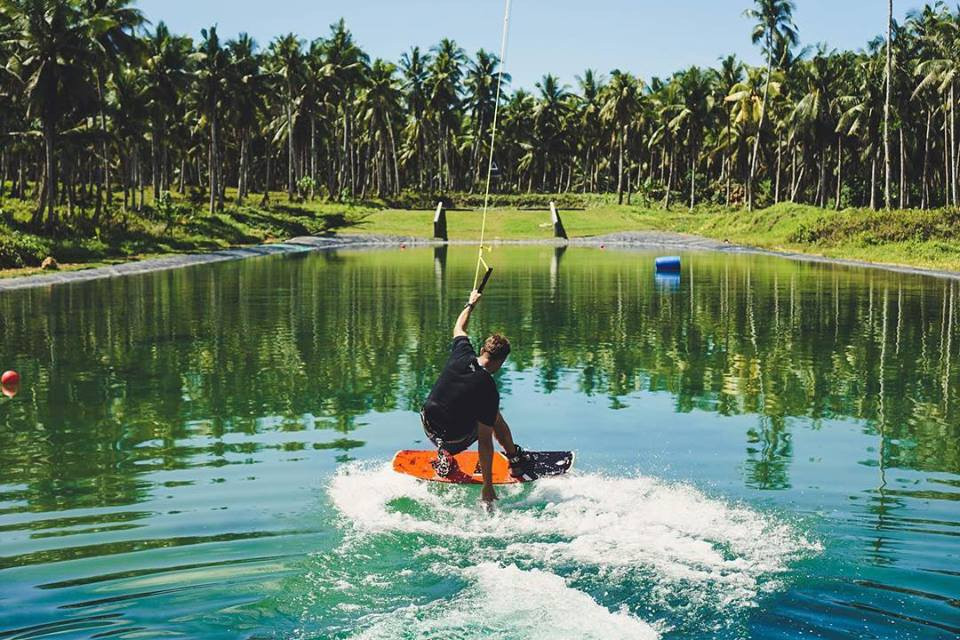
[{"xmin": 477, "ymin": 267, "xmax": 494, "ymax": 294}]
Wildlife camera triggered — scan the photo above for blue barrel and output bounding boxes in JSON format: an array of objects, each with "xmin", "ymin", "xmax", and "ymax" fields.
[{"xmin": 655, "ymin": 256, "xmax": 682, "ymax": 273}]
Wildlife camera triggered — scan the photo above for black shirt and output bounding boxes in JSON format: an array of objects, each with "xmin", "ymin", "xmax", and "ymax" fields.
[{"xmin": 423, "ymin": 336, "xmax": 499, "ymax": 439}]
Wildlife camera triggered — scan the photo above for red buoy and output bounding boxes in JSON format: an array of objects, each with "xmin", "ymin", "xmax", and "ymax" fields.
[{"xmin": 1, "ymin": 371, "xmax": 19, "ymax": 387}]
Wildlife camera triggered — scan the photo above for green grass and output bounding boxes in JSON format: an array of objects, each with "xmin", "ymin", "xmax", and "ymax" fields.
[
  {"xmin": 656, "ymin": 203, "xmax": 960, "ymax": 273},
  {"xmin": 353, "ymin": 202, "xmax": 960, "ymax": 272},
  {"xmin": 3, "ymin": 189, "xmax": 960, "ymax": 277},
  {"xmin": 0, "ymin": 189, "xmax": 378, "ymax": 272},
  {"xmin": 351, "ymin": 206, "xmax": 658, "ymax": 239}
]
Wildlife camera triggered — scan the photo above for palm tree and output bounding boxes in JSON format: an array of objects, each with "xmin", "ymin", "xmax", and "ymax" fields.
[
  {"xmin": 838, "ymin": 54, "xmax": 885, "ymax": 209},
  {"xmin": 914, "ymin": 7, "xmax": 960, "ymax": 208},
  {"xmin": 0, "ymin": 22, "xmax": 20, "ymax": 201},
  {"xmin": 908, "ymin": 3, "xmax": 948, "ymax": 209},
  {"xmin": 267, "ymin": 34, "xmax": 304, "ymax": 201},
  {"xmin": 145, "ymin": 22, "xmax": 191, "ymax": 200},
  {"xmin": 575, "ymin": 70, "xmax": 604, "ymax": 193},
  {"xmin": 744, "ymin": 0, "xmax": 799, "ymax": 211},
  {"xmin": 600, "ymin": 70, "xmax": 640, "ymax": 204},
  {"xmin": 83, "ymin": 0, "xmax": 144, "ymax": 220},
  {"xmin": 321, "ymin": 20, "xmax": 368, "ymax": 198},
  {"xmin": 427, "ymin": 38, "xmax": 465, "ymax": 191},
  {"xmin": 464, "ymin": 49, "xmax": 508, "ymax": 191},
  {"xmin": 714, "ymin": 55, "xmax": 745, "ymax": 205},
  {"xmin": 727, "ymin": 67, "xmax": 781, "ymax": 204},
  {"xmin": 399, "ymin": 47, "xmax": 431, "ymax": 190},
  {"xmin": 671, "ymin": 66, "xmax": 714, "ymax": 209},
  {"xmin": 502, "ymin": 89, "xmax": 536, "ymax": 191},
  {"xmin": 225, "ymin": 33, "xmax": 263, "ymax": 203},
  {"xmin": 533, "ymin": 74, "xmax": 571, "ymax": 192},
  {"xmin": 650, "ymin": 77, "xmax": 682, "ymax": 208},
  {"xmin": 2, "ymin": 0, "xmax": 98, "ymax": 229},
  {"xmin": 110, "ymin": 61, "xmax": 149, "ymax": 211},
  {"xmin": 884, "ymin": 0, "xmax": 894, "ymax": 209},
  {"xmin": 358, "ymin": 59, "xmax": 402, "ymax": 196},
  {"xmin": 193, "ymin": 26, "xmax": 229, "ymax": 213},
  {"xmin": 301, "ymin": 38, "xmax": 336, "ymax": 200},
  {"xmin": 791, "ymin": 49, "xmax": 844, "ymax": 208}
]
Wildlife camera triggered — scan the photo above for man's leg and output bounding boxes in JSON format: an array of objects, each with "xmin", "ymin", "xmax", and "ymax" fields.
[
  {"xmin": 492, "ymin": 413, "xmax": 536, "ymax": 479},
  {"xmin": 423, "ymin": 411, "xmax": 457, "ymax": 477},
  {"xmin": 491, "ymin": 412, "xmax": 518, "ymax": 456}
]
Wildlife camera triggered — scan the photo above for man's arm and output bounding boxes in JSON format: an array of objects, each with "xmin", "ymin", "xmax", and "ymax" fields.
[
  {"xmin": 454, "ymin": 290, "xmax": 482, "ymax": 338},
  {"xmin": 477, "ymin": 422, "xmax": 497, "ymax": 503}
]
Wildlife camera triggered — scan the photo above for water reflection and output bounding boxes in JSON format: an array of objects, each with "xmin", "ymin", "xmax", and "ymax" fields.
[
  {"xmin": 434, "ymin": 244, "xmax": 447, "ymax": 299},
  {"xmin": 1, "ymin": 248, "xmax": 958, "ymax": 512},
  {"xmin": 654, "ymin": 272, "xmax": 681, "ymax": 292},
  {"xmin": 550, "ymin": 245, "xmax": 566, "ymax": 298}
]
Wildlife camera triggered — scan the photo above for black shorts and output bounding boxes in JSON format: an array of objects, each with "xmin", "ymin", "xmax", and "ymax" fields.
[{"xmin": 420, "ymin": 411, "xmax": 478, "ymax": 455}]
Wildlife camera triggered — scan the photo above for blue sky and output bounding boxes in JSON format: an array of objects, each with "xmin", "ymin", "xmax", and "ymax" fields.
[{"xmin": 136, "ymin": 0, "xmax": 926, "ymax": 90}]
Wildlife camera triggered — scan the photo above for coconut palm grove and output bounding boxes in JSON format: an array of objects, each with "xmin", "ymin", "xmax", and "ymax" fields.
[{"xmin": 1, "ymin": 0, "xmax": 959, "ymax": 271}]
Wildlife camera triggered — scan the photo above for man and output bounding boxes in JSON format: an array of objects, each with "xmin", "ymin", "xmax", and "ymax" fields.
[{"xmin": 421, "ymin": 289, "xmax": 534, "ymax": 503}]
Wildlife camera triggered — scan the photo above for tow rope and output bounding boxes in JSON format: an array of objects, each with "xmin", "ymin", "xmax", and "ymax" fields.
[{"xmin": 473, "ymin": 0, "xmax": 512, "ymax": 294}]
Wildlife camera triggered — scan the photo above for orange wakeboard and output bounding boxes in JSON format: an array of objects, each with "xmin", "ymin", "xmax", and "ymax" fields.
[{"xmin": 392, "ymin": 450, "xmax": 574, "ymax": 485}]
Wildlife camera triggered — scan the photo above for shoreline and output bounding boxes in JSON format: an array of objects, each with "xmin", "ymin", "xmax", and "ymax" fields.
[{"xmin": 2, "ymin": 231, "xmax": 959, "ymax": 293}]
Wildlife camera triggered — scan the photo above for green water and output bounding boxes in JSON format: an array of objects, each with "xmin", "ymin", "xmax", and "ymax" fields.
[{"xmin": 0, "ymin": 245, "xmax": 958, "ymax": 639}]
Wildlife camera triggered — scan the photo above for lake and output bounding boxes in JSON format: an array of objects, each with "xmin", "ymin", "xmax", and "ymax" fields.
[{"xmin": 1, "ymin": 245, "xmax": 958, "ymax": 639}]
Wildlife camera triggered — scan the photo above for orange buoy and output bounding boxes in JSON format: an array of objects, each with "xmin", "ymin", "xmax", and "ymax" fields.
[{"xmin": 1, "ymin": 371, "xmax": 19, "ymax": 387}]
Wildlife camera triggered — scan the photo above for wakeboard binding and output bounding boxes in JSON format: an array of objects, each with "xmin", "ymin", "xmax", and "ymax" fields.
[
  {"xmin": 507, "ymin": 444, "xmax": 539, "ymax": 481},
  {"xmin": 431, "ymin": 445, "xmax": 457, "ymax": 478}
]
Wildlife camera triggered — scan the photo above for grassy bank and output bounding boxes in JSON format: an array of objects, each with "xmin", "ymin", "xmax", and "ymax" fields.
[
  {"xmin": 357, "ymin": 203, "xmax": 960, "ymax": 273},
  {"xmin": 665, "ymin": 204, "xmax": 960, "ymax": 272},
  {"xmin": 3, "ymin": 191, "xmax": 960, "ymax": 277},
  {"xmin": 0, "ymin": 191, "xmax": 381, "ymax": 274}
]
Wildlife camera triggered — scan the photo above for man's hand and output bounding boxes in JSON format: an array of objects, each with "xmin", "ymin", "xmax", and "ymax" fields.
[
  {"xmin": 477, "ymin": 423, "xmax": 496, "ymax": 504},
  {"xmin": 454, "ymin": 290, "xmax": 482, "ymax": 337},
  {"xmin": 481, "ymin": 483, "xmax": 497, "ymax": 504}
]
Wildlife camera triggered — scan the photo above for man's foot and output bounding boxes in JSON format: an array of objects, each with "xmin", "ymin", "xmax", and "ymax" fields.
[
  {"xmin": 431, "ymin": 448, "xmax": 458, "ymax": 478},
  {"xmin": 507, "ymin": 445, "xmax": 538, "ymax": 481}
]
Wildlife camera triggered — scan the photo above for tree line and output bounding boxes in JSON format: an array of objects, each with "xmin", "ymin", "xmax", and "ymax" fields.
[{"xmin": 0, "ymin": 0, "xmax": 955, "ymax": 233}]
